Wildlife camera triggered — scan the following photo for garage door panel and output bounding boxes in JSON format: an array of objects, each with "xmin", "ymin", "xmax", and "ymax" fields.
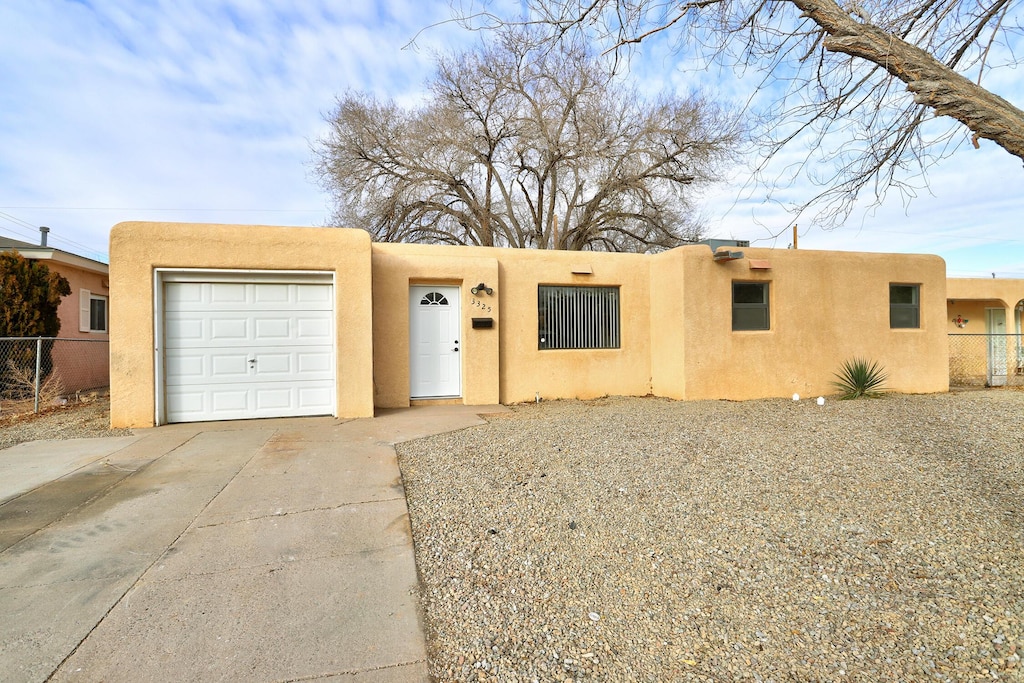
[
  {"xmin": 164, "ymin": 316, "xmax": 205, "ymax": 344},
  {"xmin": 163, "ymin": 280, "xmax": 335, "ymax": 423},
  {"xmin": 165, "ymin": 353, "xmax": 206, "ymax": 382},
  {"xmin": 255, "ymin": 387, "xmax": 292, "ymax": 410},
  {"xmin": 165, "ymin": 282, "xmax": 203, "ymax": 305},
  {"xmin": 211, "ymin": 353, "xmax": 250, "ymax": 379},
  {"xmin": 212, "ymin": 389, "xmax": 249, "ymax": 413},
  {"xmin": 297, "ymin": 351, "xmax": 331, "ymax": 373},
  {"xmin": 210, "ymin": 318, "xmax": 249, "ymax": 341},
  {"xmin": 296, "ymin": 317, "xmax": 331, "ymax": 340},
  {"xmin": 254, "ymin": 317, "xmax": 291, "ymax": 339},
  {"xmin": 296, "ymin": 284, "xmax": 331, "ymax": 303},
  {"xmin": 210, "ymin": 283, "xmax": 247, "ymax": 304},
  {"xmin": 168, "ymin": 283, "xmax": 332, "ymax": 312},
  {"xmin": 253, "ymin": 284, "xmax": 290, "ymax": 304},
  {"xmin": 164, "ymin": 314, "xmax": 332, "ymax": 348},
  {"xmin": 298, "ymin": 385, "xmax": 334, "ymax": 408},
  {"xmin": 255, "ymin": 353, "xmax": 291, "ymax": 375}
]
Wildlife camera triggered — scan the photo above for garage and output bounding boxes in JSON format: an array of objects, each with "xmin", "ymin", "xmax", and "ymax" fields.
[{"xmin": 160, "ymin": 272, "xmax": 335, "ymax": 423}]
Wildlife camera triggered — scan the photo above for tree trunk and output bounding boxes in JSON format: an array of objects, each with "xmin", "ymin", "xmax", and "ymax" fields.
[{"xmin": 792, "ymin": 0, "xmax": 1024, "ymax": 161}]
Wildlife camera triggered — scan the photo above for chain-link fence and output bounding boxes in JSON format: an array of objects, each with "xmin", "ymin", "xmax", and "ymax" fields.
[
  {"xmin": 0, "ymin": 337, "xmax": 110, "ymax": 415},
  {"xmin": 948, "ymin": 334, "xmax": 1024, "ymax": 388}
]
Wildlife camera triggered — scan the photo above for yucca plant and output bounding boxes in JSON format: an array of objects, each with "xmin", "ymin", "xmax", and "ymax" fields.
[{"xmin": 832, "ymin": 358, "xmax": 888, "ymax": 399}]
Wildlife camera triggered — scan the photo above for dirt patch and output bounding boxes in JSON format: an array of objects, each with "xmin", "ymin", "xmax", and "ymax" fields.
[{"xmin": 0, "ymin": 391, "xmax": 131, "ymax": 450}]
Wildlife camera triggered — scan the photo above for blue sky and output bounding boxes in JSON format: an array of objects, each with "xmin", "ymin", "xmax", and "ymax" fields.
[{"xmin": 1, "ymin": 0, "xmax": 1022, "ymax": 277}]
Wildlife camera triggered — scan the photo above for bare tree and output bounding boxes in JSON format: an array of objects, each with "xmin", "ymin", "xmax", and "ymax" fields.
[
  {"xmin": 455, "ymin": 0, "xmax": 1024, "ymax": 226},
  {"xmin": 313, "ymin": 30, "xmax": 741, "ymax": 251}
]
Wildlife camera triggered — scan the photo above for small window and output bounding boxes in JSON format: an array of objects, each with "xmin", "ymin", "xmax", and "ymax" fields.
[
  {"xmin": 79, "ymin": 288, "xmax": 108, "ymax": 333},
  {"xmin": 890, "ymin": 284, "xmax": 920, "ymax": 328},
  {"xmin": 538, "ymin": 285, "xmax": 620, "ymax": 349},
  {"xmin": 420, "ymin": 292, "xmax": 449, "ymax": 306},
  {"xmin": 89, "ymin": 295, "xmax": 108, "ymax": 332},
  {"xmin": 732, "ymin": 282, "xmax": 769, "ymax": 331}
]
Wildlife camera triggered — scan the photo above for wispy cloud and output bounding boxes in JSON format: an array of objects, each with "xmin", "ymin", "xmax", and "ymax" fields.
[{"xmin": 0, "ymin": 0, "xmax": 1021, "ymax": 276}]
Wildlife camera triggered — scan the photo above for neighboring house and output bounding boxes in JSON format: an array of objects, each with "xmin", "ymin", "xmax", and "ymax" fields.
[
  {"xmin": 946, "ymin": 278, "xmax": 1024, "ymax": 386},
  {"xmin": 0, "ymin": 232, "xmax": 110, "ymax": 391},
  {"xmin": 109, "ymin": 222, "xmax": 950, "ymax": 428}
]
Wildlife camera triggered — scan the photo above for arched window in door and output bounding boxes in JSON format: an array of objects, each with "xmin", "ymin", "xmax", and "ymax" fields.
[{"xmin": 420, "ymin": 292, "xmax": 449, "ymax": 306}]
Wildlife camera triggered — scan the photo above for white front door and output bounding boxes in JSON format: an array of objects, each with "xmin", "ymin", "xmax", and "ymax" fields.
[
  {"xmin": 163, "ymin": 280, "xmax": 335, "ymax": 422},
  {"xmin": 409, "ymin": 286, "xmax": 461, "ymax": 398},
  {"xmin": 987, "ymin": 307, "xmax": 1008, "ymax": 386}
]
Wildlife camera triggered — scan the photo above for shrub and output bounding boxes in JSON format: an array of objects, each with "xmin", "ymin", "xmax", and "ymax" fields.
[
  {"xmin": 0, "ymin": 251, "xmax": 71, "ymax": 396},
  {"xmin": 832, "ymin": 358, "xmax": 888, "ymax": 399}
]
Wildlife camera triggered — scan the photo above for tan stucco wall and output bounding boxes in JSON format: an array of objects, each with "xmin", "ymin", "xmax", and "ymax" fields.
[
  {"xmin": 945, "ymin": 278, "xmax": 1024, "ymax": 386},
  {"xmin": 668, "ymin": 247, "xmax": 949, "ymax": 400},
  {"xmin": 109, "ymin": 222, "xmax": 374, "ymax": 428},
  {"xmin": 371, "ymin": 243, "xmax": 653, "ymax": 406},
  {"xmin": 109, "ymin": 223, "xmax": 953, "ymax": 426},
  {"xmin": 495, "ymin": 249, "xmax": 653, "ymax": 404},
  {"xmin": 947, "ymin": 278, "xmax": 1024, "ymax": 332},
  {"xmin": 371, "ymin": 244, "xmax": 500, "ymax": 408},
  {"xmin": 649, "ymin": 248, "xmax": 691, "ymax": 399}
]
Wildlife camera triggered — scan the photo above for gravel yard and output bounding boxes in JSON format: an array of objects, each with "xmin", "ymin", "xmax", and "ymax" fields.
[
  {"xmin": 0, "ymin": 392, "xmax": 130, "ymax": 450},
  {"xmin": 397, "ymin": 391, "xmax": 1024, "ymax": 682}
]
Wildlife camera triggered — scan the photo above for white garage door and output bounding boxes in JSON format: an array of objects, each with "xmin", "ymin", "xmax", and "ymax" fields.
[{"xmin": 163, "ymin": 279, "xmax": 335, "ymax": 423}]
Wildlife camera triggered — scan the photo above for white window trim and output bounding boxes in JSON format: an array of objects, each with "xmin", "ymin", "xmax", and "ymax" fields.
[{"xmin": 79, "ymin": 289, "xmax": 108, "ymax": 333}]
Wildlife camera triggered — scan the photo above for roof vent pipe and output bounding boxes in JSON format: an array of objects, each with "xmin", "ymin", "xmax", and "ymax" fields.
[{"xmin": 39, "ymin": 226, "xmax": 49, "ymax": 247}]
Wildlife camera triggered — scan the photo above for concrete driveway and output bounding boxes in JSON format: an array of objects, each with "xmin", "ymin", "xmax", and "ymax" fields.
[{"xmin": 0, "ymin": 405, "xmax": 505, "ymax": 683}]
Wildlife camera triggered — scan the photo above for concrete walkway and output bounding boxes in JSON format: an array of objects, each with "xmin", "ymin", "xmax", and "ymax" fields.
[{"xmin": 0, "ymin": 405, "xmax": 506, "ymax": 683}]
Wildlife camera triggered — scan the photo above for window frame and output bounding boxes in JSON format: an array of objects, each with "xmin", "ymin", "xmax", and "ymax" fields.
[
  {"xmin": 88, "ymin": 294, "xmax": 108, "ymax": 333},
  {"xmin": 732, "ymin": 281, "xmax": 770, "ymax": 331},
  {"xmin": 537, "ymin": 285, "xmax": 621, "ymax": 350},
  {"xmin": 889, "ymin": 284, "xmax": 920, "ymax": 329}
]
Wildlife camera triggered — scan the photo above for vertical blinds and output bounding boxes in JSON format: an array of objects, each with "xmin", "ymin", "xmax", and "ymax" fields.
[{"xmin": 538, "ymin": 286, "xmax": 620, "ymax": 350}]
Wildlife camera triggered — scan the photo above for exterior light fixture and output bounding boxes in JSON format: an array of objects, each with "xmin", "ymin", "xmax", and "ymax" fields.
[
  {"xmin": 713, "ymin": 250, "xmax": 744, "ymax": 262},
  {"xmin": 470, "ymin": 282, "xmax": 493, "ymax": 296}
]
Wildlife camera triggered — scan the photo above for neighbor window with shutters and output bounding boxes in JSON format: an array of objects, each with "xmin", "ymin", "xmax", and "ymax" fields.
[
  {"xmin": 79, "ymin": 289, "xmax": 108, "ymax": 333},
  {"xmin": 538, "ymin": 285, "xmax": 620, "ymax": 350},
  {"xmin": 890, "ymin": 284, "xmax": 920, "ymax": 328},
  {"xmin": 732, "ymin": 282, "xmax": 770, "ymax": 331}
]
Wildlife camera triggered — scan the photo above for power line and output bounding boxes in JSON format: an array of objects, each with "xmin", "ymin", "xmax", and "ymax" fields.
[
  {"xmin": 0, "ymin": 213, "xmax": 109, "ymax": 261},
  {"xmin": 0, "ymin": 213, "xmax": 103, "ymax": 254}
]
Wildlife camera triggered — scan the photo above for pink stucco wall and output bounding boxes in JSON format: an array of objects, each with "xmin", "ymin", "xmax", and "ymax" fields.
[{"xmin": 48, "ymin": 262, "xmax": 110, "ymax": 391}]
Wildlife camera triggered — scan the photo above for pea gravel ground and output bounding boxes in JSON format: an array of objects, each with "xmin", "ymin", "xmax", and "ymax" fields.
[
  {"xmin": 396, "ymin": 391, "xmax": 1024, "ymax": 682},
  {"xmin": 0, "ymin": 393, "xmax": 130, "ymax": 450}
]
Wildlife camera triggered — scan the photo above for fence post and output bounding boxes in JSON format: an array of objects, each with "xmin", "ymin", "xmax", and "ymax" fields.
[{"xmin": 34, "ymin": 337, "xmax": 42, "ymax": 413}]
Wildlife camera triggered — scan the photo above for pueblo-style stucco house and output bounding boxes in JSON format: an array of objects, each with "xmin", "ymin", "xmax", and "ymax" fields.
[{"xmin": 108, "ymin": 221, "xmax": 950, "ymax": 428}]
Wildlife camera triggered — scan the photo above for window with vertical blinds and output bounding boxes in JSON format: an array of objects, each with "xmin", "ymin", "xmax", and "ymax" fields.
[{"xmin": 538, "ymin": 286, "xmax": 620, "ymax": 350}]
